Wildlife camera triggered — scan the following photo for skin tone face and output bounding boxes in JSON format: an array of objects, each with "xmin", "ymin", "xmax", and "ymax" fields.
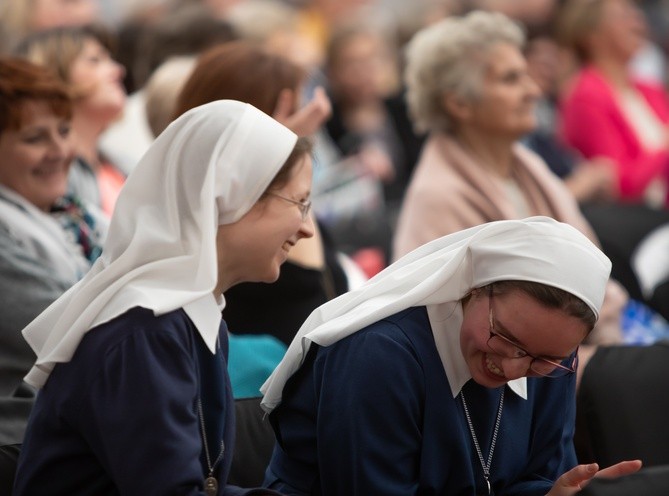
[
  {"xmin": 454, "ymin": 42, "xmax": 541, "ymax": 141},
  {"xmin": 0, "ymin": 101, "xmax": 73, "ymax": 212},
  {"xmin": 69, "ymin": 37, "xmax": 126, "ymax": 123},
  {"xmin": 214, "ymin": 154, "xmax": 315, "ymax": 294},
  {"xmin": 30, "ymin": 0, "xmax": 98, "ymax": 31},
  {"xmin": 459, "ymin": 288, "xmax": 589, "ymax": 388},
  {"xmin": 329, "ymin": 33, "xmax": 390, "ymax": 105},
  {"xmin": 590, "ymin": 0, "xmax": 647, "ymax": 63}
]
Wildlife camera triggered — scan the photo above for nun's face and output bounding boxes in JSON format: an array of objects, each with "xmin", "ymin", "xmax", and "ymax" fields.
[
  {"xmin": 459, "ymin": 288, "xmax": 588, "ymax": 388},
  {"xmin": 215, "ymin": 155, "xmax": 314, "ymax": 292}
]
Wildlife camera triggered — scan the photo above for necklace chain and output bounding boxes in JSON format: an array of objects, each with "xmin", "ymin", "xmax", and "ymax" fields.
[
  {"xmin": 197, "ymin": 398, "xmax": 225, "ymax": 477},
  {"xmin": 461, "ymin": 387, "xmax": 505, "ymax": 495}
]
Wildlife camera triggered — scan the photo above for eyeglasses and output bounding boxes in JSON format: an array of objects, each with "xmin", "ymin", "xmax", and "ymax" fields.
[
  {"xmin": 486, "ymin": 288, "xmax": 577, "ymax": 378},
  {"xmin": 267, "ymin": 193, "xmax": 312, "ymax": 221}
]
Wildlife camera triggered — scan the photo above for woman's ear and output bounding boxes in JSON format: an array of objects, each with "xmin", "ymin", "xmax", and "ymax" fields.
[{"xmin": 442, "ymin": 92, "xmax": 472, "ymax": 122}]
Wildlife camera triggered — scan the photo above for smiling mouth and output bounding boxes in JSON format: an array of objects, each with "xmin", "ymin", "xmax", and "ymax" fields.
[
  {"xmin": 282, "ymin": 241, "xmax": 295, "ymax": 252},
  {"xmin": 33, "ymin": 165, "xmax": 67, "ymax": 178},
  {"xmin": 485, "ymin": 354, "xmax": 505, "ymax": 378}
]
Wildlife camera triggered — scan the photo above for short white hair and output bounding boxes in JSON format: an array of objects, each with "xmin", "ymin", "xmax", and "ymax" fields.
[{"xmin": 404, "ymin": 10, "xmax": 525, "ymax": 133}]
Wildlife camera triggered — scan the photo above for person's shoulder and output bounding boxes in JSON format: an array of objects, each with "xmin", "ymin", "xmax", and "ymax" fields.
[
  {"xmin": 353, "ymin": 306, "xmax": 430, "ymax": 346},
  {"xmin": 562, "ymin": 67, "xmax": 611, "ymax": 103},
  {"xmin": 109, "ymin": 307, "xmax": 193, "ymax": 334},
  {"xmin": 88, "ymin": 307, "xmax": 195, "ymax": 349}
]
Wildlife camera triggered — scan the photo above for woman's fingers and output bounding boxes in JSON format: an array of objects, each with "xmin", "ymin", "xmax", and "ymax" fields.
[
  {"xmin": 272, "ymin": 86, "xmax": 332, "ymax": 137},
  {"xmin": 555, "ymin": 463, "xmax": 599, "ymax": 490},
  {"xmin": 548, "ymin": 460, "xmax": 644, "ymax": 495},
  {"xmin": 595, "ymin": 459, "xmax": 643, "ymax": 479}
]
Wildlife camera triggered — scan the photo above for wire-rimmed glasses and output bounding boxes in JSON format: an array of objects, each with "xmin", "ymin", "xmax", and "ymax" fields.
[
  {"xmin": 267, "ymin": 193, "xmax": 312, "ymax": 221},
  {"xmin": 487, "ymin": 288, "xmax": 578, "ymax": 378}
]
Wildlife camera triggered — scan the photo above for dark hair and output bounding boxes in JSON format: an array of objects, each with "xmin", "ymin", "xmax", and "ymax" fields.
[
  {"xmin": 174, "ymin": 40, "xmax": 306, "ymax": 119},
  {"xmin": 130, "ymin": 4, "xmax": 238, "ymax": 91},
  {"xmin": 0, "ymin": 56, "xmax": 72, "ymax": 133},
  {"xmin": 263, "ymin": 136, "xmax": 314, "ymax": 194},
  {"xmin": 489, "ymin": 280, "xmax": 597, "ymax": 331}
]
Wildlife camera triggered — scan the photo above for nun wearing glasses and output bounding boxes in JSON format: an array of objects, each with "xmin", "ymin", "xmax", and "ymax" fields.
[
  {"xmin": 261, "ymin": 217, "xmax": 641, "ymax": 495},
  {"xmin": 14, "ymin": 100, "xmax": 314, "ymax": 495}
]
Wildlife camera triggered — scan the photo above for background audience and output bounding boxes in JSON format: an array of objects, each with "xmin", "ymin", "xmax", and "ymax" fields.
[
  {"xmin": 1, "ymin": 0, "xmax": 668, "ymax": 483},
  {"xmin": 0, "ymin": 57, "xmax": 107, "ymax": 445},
  {"xmin": 393, "ymin": 10, "xmax": 627, "ymax": 349},
  {"xmin": 15, "ymin": 25, "xmax": 127, "ymax": 216}
]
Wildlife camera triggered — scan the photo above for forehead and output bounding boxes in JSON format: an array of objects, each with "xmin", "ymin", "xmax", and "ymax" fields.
[
  {"xmin": 483, "ymin": 42, "xmax": 526, "ymax": 75},
  {"xmin": 8, "ymin": 100, "xmax": 60, "ymax": 131},
  {"xmin": 490, "ymin": 289, "xmax": 588, "ymax": 354}
]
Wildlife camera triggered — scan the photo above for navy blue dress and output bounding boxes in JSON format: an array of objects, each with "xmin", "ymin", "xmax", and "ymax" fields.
[
  {"xmin": 13, "ymin": 307, "xmax": 278, "ymax": 496},
  {"xmin": 264, "ymin": 306, "xmax": 577, "ymax": 495}
]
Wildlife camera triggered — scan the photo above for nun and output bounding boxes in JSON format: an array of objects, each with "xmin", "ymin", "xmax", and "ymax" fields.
[
  {"xmin": 261, "ymin": 217, "xmax": 641, "ymax": 495},
  {"xmin": 14, "ymin": 100, "xmax": 314, "ymax": 495}
]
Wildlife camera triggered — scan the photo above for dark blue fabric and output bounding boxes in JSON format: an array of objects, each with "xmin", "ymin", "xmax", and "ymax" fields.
[
  {"xmin": 265, "ymin": 306, "xmax": 577, "ymax": 496},
  {"xmin": 13, "ymin": 307, "xmax": 278, "ymax": 496}
]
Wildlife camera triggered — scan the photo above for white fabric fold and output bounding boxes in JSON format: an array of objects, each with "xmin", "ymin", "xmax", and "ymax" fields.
[
  {"xmin": 260, "ymin": 216, "xmax": 611, "ymax": 413},
  {"xmin": 22, "ymin": 100, "xmax": 297, "ymax": 389}
]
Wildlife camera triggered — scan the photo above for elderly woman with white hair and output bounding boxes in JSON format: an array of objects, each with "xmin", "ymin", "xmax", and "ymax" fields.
[
  {"xmin": 13, "ymin": 100, "xmax": 314, "ymax": 495},
  {"xmin": 392, "ymin": 9, "xmax": 628, "ymax": 347},
  {"xmin": 261, "ymin": 216, "xmax": 640, "ymax": 495}
]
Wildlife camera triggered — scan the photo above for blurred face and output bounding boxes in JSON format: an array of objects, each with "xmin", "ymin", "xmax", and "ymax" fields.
[
  {"xmin": 592, "ymin": 0, "xmax": 647, "ymax": 62},
  {"xmin": 0, "ymin": 101, "xmax": 73, "ymax": 211},
  {"xmin": 525, "ymin": 37, "xmax": 561, "ymax": 97},
  {"xmin": 328, "ymin": 33, "xmax": 392, "ymax": 104},
  {"xmin": 456, "ymin": 42, "xmax": 540, "ymax": 140},
  {"xmin": 29, "ymin": 0, "xmax": 98, "ymax": 31},
  {"xmin": 459, "ymin": 288, "xmax": 588, "ymax": 388},
  {"xmin": 69, "ymin": 37, "xmax": 126, "ymax": 124},
  {"xmin": 215, "ymin": 155, "xmax": 315, "ymax": 291}
]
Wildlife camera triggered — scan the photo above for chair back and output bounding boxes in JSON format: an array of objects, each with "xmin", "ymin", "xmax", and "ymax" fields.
[{"xmin": 575, "ymin": 342, "xmax": 669, "ymax": 466}]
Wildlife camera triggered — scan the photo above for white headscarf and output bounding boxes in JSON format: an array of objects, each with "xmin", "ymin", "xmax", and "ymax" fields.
[
  {"xmin": 22, "ymin": 100, "xmax": 298, "ymax": 389},
  {"xmin": 260, "ymin": 216, "xmax": 612, "ymax": 413}
]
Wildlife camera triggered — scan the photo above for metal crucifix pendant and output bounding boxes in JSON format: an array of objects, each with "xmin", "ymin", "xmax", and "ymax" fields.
[{"xmin": 204, "ymin": 476, "xmax": 218, "ymax": 496}]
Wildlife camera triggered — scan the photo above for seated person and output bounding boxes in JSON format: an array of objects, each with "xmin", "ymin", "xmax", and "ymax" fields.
[
  {"xmin": 0, "ymin": 56, "xmax": 106, "ymax": 445},
  {"xmin": 261, "ymin": 217, "xmax": 641, "ymax": 495}
]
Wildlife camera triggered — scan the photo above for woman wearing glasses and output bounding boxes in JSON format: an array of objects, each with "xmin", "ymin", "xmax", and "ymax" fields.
[
  {"xmin": 13, "ymin": 100, "xmax": 313, "ymax": 495},
  {"xmin": 173, "ymin": 41, "xmax": 350, "ymax": 352},
  {"xmin": 260, "ymin": 217, "xmax": 641, "ymax": 495}
]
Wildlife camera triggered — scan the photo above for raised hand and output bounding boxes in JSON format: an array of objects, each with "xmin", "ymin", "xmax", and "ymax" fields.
[
  {"xmin": 546, "ymin": 459, "xmax": 642, "ymax": 495},
  {"xmin": 272, "ymin": 86, "xmax": 332, "ymax": 138}
]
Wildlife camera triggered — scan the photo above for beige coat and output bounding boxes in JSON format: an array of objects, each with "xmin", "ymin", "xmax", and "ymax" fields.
[{"xmin": 393, "ymin": 133, "xmax": 626, "ymax": 345}]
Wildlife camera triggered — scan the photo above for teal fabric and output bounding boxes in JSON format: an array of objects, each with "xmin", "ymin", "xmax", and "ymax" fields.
[{"xmin": 228, "ymin": 333, "xmax": 287, "ymax": 399}]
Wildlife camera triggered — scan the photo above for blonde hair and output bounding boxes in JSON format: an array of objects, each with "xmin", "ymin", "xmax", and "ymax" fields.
[
  {"xmin": 0, "ymin": 0, "xmax": 34, "ymax": 52},
  {"xmin": 403, "ymin": 10, "xmax": 524, "ymax": 133},
  {"xmin": 13, "ymin": 24, "xmax": 114, "ymax": 98},
  {"xmin": 555, "ymin": 0, "xmax": 606, "ymax": 63},
  {"xmin": 144, "ymin": 56, "xmax": 196, "ymax": 137}
]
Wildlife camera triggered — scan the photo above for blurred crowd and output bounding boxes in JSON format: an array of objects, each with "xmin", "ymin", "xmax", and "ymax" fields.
[{"xmin": 1, "ymin": 0, "xmax": 669, "ymax": 449}]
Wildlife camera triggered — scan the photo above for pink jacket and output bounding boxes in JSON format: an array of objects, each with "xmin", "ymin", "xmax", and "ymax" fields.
[{"xmin": 559, "ymin": 66, "xmax": 669, "ymax": 205}]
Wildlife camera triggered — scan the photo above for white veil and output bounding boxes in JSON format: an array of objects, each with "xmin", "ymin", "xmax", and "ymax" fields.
[
  {"xmin": 260, "ymin": 217, "xmax": 611, "ymax": 413},
  {"xmin": 22, "ymin": 100, "xmax": 298, "ymax": 389}
]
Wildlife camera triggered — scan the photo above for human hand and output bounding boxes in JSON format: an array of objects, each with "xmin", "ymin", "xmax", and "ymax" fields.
[
  {"xmin": 546, "ymin": 459, "xmax": 642, "ymax": 495},
  {"xmin": 272, "ymin": 86, "xmax": 332, "ymax": 137},
  {"xmin": 565, "ymin": 157, "xmax": 617, "ymax": 203},
  {"xmin": 357, "ymin": 143, "xmax": 395, "ymax": 182}
]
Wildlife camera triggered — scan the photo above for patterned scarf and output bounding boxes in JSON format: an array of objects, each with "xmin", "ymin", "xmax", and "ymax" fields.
[{"xmin": 51, "ymin": 195, "xmax": 104, "ymax": 264}]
